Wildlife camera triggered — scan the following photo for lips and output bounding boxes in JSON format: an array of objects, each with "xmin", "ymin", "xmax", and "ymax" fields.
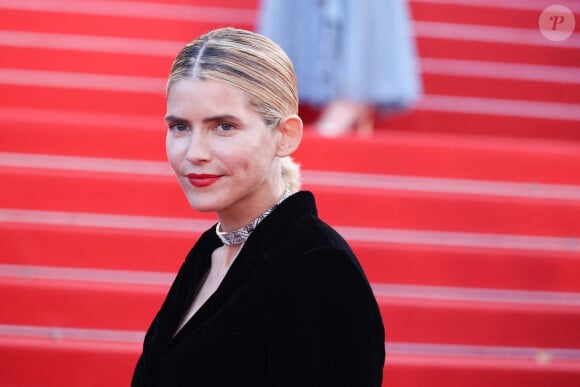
[{"xmin": 186, "ymin": 173, "xmax": 222, "ymax": 188}]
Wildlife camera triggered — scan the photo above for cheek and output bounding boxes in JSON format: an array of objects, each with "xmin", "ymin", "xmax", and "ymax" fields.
[
  {"xmin": 243, "ymin": 142, "xmax": 277, "ymax": 175},
  {"xmin": 165, "ymin": 135, "xmax": 183, "ymax": 169},
  {"xmin": 218, "ymin": 144, "xmax": 260, "ymax": 178}
]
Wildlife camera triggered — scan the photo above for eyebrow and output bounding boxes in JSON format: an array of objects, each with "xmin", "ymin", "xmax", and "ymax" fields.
[
  {"xmin": 164, "ymin": 115, "xmax": 240, "ymax": 123},
  {"xmin": 165, "ymin": 115, "xmax": 185, "ymax": 123},
  {"xmin": 203, "ymin": 115, "xmax": 240, "ymax": 123}
]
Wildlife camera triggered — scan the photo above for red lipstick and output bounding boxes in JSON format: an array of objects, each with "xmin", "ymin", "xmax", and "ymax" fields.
[{"xmin": 187, "ymin": 174, "xmax": 221, "ymax": 188}]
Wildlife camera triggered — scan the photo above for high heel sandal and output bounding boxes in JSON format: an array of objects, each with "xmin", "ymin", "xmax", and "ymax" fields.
[{"xmin": 315, "ymin": 100, "xmax": 375, "ymax": 137}]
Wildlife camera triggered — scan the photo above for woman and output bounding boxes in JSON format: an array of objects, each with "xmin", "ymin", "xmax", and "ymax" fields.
[
  {"xmin": 258, "ymin": 0, "xmax": 422, "ymax": 136},
  {"xmin": 132, "ymin": 28, "xmax": 385, "ymax": 387}
]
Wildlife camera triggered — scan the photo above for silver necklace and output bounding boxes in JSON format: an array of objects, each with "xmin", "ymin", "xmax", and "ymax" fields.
[{"xmin": 215, "ymin": 189, "xmax": 292, "ymax": 246}]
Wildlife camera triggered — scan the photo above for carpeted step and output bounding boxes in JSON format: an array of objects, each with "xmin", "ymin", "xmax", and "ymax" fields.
[
  {"xmin": 0, "ymin": 7, "xmax": 253, "ymax": 42},
  {"xmin": 3, "ymin": 130, "xmax": 580, "ymax": 184},
  {"xmin": 1, "ymin": 267, "xmax": 579, "ymax": 348},
  {"xmin": 0, "ymin": 330, "xmax": 140, "ymax": 387},
  {"xmin": 0, "ymin": 272, "xmax": 165, "ymax": 331},
  {"xmin": 383, "ymin": 345, "xmax": 580, "ymax": 387},
  {"xmin": 0, "ymin": 45, "xmax": 174, "ymax": 78},
  {"xmin": 2, "ymin": 327, "xmax": 578, "ymax": 387},
  {"xmin": 410, "ymin": 1, "xmax": 555, "ymax": 28},
  {"xmin": 2, "ymin": 1, "xmax": 580, "ymax": 387},
  {"xmin": 4, "ymin": 48, "xmax": 579, "ymax": 105},
  {"xmin": 378, "ymin": 105, "xmax": 580, "ymax": 141},
  {"xmin": 0, "ymin": 114, "xmax": 166, "ymax": 160},
  {"xmin": 421, "ymin": 72, "xmax": 580, "ymax": 104},
  {"xmin": 2, "ymin": 221, "xmax": 579, "ymax": 292},
  {"xmin": 0, "ymin": 84, "xmax": 165, "ymax": 117},
  {"xmin": 2, "ymin": 166, "xmax": 580, "ymax": 236},
  {"xmin": 3, "ymin": 80, "xmax": 578, "ymax": 138}
]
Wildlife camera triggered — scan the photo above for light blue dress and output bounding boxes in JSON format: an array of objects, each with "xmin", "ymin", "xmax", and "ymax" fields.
[{"xmin": 257, "ymin": 0, "xmax": 422, "ymax": 111}]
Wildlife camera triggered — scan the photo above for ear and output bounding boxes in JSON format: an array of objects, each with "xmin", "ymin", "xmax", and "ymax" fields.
[{"xmin": 275, "ymin": 115, "xmax": 303, "ymax": 157}]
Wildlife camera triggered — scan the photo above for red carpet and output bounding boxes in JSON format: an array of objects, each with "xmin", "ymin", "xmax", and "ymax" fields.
[{"xmin": 1, "ymin": 0, "xmax": 579, "ymax": 386}]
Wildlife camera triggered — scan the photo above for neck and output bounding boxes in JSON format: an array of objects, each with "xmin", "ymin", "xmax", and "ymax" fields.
[
  {"xmin": 215, "ymin": 187, "xmax": 291, "ymax": 246},
  {"xmin": 215, "ymin": 243, "xmax": 243, "ymax": 268},
  {"xmin": 217, "ymin": 184, "xmax": 286, "ymax": 232}
]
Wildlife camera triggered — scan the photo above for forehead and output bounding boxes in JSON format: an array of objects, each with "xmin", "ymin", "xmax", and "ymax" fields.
[{"xmin": 166, "ymin": 78, "xmax": 252, "ymax": 118}]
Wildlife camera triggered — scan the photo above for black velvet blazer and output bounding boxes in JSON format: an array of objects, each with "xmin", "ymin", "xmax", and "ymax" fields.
[{"xmin": 132, "ymin": 191, "xmax": 385, "ymax": 387}]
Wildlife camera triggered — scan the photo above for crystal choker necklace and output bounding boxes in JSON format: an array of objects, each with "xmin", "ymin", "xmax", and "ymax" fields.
[{"xmin": 215, "ymin": 189, "xmax": 292, "ymax": 246}]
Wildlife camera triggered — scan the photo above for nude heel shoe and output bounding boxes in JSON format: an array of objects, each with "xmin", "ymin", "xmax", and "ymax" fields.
[
  {"xmin": 356, "ymin": 106, "xmax": 375, "ymax": 138},
  {"xmin": 316, "ymin": 100, "xmax": 375, "ymax": 137}
]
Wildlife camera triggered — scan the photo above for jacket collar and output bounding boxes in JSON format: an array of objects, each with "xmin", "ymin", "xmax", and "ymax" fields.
[
  {"xmin": 169, "ymin": 191, "xmax": 317, "ymax": 337},
  {"xmin": 189, "ymin": 190, "xmax": 317, "ymax": 258}
]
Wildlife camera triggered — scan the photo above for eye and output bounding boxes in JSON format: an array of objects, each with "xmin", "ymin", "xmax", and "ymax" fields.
[
  {"xmin": 215, "ymin": 122, "xmax": 235, "ymax": 132},
  {"xmin": 168, "ymin": 123, "xmax": 189, "ymax": 132}
]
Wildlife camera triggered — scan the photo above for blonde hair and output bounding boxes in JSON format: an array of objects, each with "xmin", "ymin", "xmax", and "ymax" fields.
[{"xmin": 167, "ymin": 27, "xmax": 301, "ymax": 192}]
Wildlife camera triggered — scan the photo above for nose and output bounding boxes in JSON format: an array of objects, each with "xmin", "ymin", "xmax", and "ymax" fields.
[{"xmin": 185, "ymin": 130, "xmax": 211, "ymax": 164}]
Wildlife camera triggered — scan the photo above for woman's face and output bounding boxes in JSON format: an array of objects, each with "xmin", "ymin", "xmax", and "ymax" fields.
[{"xmin": 165, "ymin": 77, "xmax": 282, "ymax": 223}]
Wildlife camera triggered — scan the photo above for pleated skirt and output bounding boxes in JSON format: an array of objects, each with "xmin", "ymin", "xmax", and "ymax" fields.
[{"xmin": 257, "ymin": 0, "xmax": 422, "ymax": 110}]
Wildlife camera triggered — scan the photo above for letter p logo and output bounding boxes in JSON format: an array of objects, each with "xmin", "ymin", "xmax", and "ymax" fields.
[
  {"xmin": 550, "ymin": 15, "xmax": 565, "ymax": 30},
  {"xmin": 540, "ymin": 5, "xmax": 575, "ymax": 42}
]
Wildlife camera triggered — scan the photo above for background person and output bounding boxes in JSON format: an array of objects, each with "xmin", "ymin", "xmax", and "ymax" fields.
[{"xmin": 258, "ymin": 0, "xmax": 422, "ymax": 136}]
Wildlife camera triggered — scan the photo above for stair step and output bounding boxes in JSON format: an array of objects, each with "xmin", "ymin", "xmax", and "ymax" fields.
[
  {"xmin": 4, "ymin": 50, "xmax": 580, "ymax": 105},
  {"xmin": 0, "ymin": 84, "xmax": 165, "ymax": 116},
  {"xmin": 375, "ymin": 283, "xmax": 580, "ymax": 347},
  {"xmin": 0, "ymin": 45, "xmax": 173, "ymax": 78},
  {"xmin": 357, "ymin": 243, "xmax": 580, "ymax": 292},
  {"xmin": 2, "ymin": 325, "xmax": 579, "ymax": 387},
  {"xmin": 0, "ymin": 332, "xmax": 140, "ymax": 387},
  {"xmin": 0, "ymin": 6, "xmax": 253, "ymax": 41},
  {"xmin": 3, "ymin": 6, "xmax": 578, "ymax": 67},
  {"xmin": 384, "ymin": 347, "xmax": 580, "ymax": 387},
  {"xmin": 410, "ymin": 1, "xmax": 550, "ymax": 28},
  {"xmin": 0, "ymin": 223, "xmax": 193, "ymax": 273},
  {"xmin": 0, "ymin": 168, "xmax": 580, "ymax": 237},
  {"xmin": 4, "ymin": 77, "xmax": 579, "ymax": 126},
  {"xmin": 416, "ymin": 36, "xmax": 580, "ymax": 67},
  {"xmin": 3, "ymin": 129, "xmax": 580, "ymax": 182},
  {"xmin": 380, "ymin": 105, "xmax": 580, "ymax": 141},
  {"xmin": 0, "ymin": 270, "xmax": 579, "ymax": 348},
  {"xmin": 422, "ymin": 73, "xmax": 580, "ymax": 104},
  {"xmin": 2, "ymin": 218, "xmax": 580, "ymax": 292},
  {"xmin": 0, "ymin": 274, "xmax": 165, "ymax": 331},
  {"xmin": 2, "ymin": 165, "xmax": 580, "ymax": 235},
  {"xmin": 0, "ymin": 113, "xmax": 165, "ymax": 160},
  {"xmin": 1, "ymin": 80, "xmax": 577, "ymax": 139}
]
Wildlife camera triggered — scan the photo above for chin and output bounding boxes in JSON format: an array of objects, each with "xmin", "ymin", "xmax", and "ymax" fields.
[
  {"xmin": 188, "ymin": 204, "xmax": 218, "ymax": 213},
  {"xmin": 184, "ymin": 193, "xmax": 229, "ymax": 213},
  {"xmin": 178, "ymin": 185, "xmax": 218, "ymax": 212},
  {"xmin": 185, "ymin": 199, "xmax": 220, "ymax": 213}
]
